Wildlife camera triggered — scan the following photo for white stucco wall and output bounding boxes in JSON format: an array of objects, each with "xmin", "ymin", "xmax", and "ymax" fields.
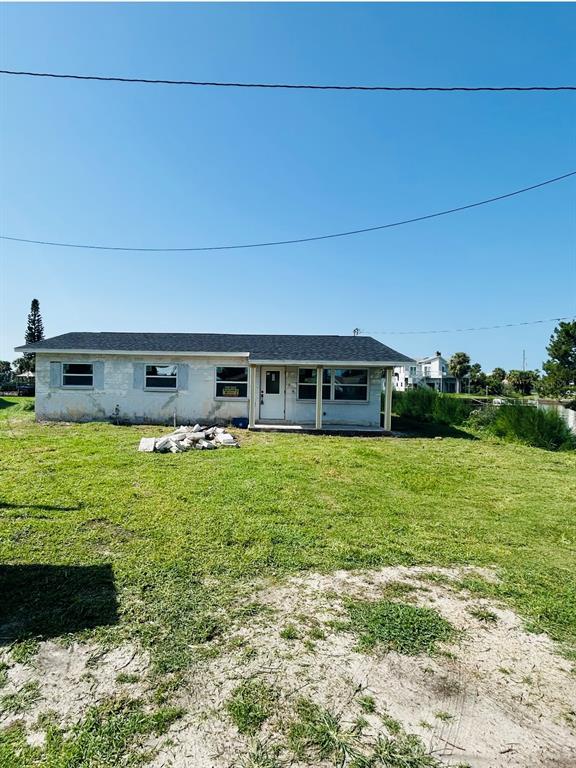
[
  {"xmin": 35, "ymin": 353, "xmax": 251, "ymax": 425},
  {"xmin": 34, "ymin": 355, "xmax": 385, "ymax": 427}
]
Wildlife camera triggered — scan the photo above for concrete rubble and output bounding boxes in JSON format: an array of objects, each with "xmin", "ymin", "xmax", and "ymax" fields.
[{"xmin": 138, "ymin": 425, "xmax": 239, "ymax": 453}]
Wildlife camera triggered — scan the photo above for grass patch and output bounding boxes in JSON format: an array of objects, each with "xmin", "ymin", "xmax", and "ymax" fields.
[
  {"xmin": 1, "ymin": 406, "xmax": 575, "ymax": 669},
  {"xmin": 0, "ymin": 697, "xmax": 183, "ymax": 767},
  {"xmin": 0, "ymin": 662, "xmax": 9, "ymax": 689},
  {"xmin": 288, "ymin": 698, "xmax": 359, "ymax": 764},
  {"xmin": 10, "ymin": 639, "xmax": 40, "ymax": 664},
  {"xmin": 288, "ymin": 698, "xmax": 443, "ymax": 767},
  {"xmin": 226, "ymin": 679, "xmax": 278, "ymax": 735},
  {"xmin": 358, "ymin": 695, "xmax": 376, "ymax": 714},
  {"xmin": 116, "ymin": 672, "xmax": 140, "ymax": 684},
  {"xmin": 239, "ymin": 741, "xmax": 282, "ymax": 768},
  {"xmin": 279, "ymin": 623, "xmax": 299, "ymax": 640},
  {"xmin": 0, "ymin": 680, "xmax": 41, "ymax": 715},
  {"xmin": 346, "ymin": 599, "xmax": 455, "ymax": 655},
  {"xmin": 468, "ymin": 606, "xmax": 498, "ymax": 623}
]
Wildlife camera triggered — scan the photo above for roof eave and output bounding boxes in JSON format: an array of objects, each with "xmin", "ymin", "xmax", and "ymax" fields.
[{"xmin": 15, "ymin": 347, "xmax": 251, "ymax": 357}]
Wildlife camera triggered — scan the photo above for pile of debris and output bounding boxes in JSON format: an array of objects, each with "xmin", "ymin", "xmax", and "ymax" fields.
[{"xmin": 138, "ymin": 424, "xmax": 239, "ymax": 453}]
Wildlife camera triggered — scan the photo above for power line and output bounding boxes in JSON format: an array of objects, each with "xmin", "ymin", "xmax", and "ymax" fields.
[
  {"xmin": 366, "ymin": 316, "xmax": 574, "ymax": 336},
  {"xmin": 1, "ymin": 69, "xmax": 575, "ymax": 92},
  {"xmin": 1, "ymin": 170, "xmax": 575, "ymax": 253}
]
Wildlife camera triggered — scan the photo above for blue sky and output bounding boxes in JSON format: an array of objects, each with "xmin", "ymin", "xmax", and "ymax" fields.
[{"xmin": 1, "ymin": 2, "xmax": 574, "ymax": 371}]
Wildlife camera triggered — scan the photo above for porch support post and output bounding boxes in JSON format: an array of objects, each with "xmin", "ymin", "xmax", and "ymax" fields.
[
  {"xmin": 384, "ymin": 367, "xmax": 393, "ymax": 432},
  {"xmin": 315, "ymin": 366, "xmax": 323, "ymax": 430},
  {"xmin": 248, "ymin": 364, "xmax": 258, "ymax": 429}
]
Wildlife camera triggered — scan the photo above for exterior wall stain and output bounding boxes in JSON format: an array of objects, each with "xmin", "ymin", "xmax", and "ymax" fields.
[{"xmin": 34, "ymin": 354, "xmax": 385, "ymax": 427}]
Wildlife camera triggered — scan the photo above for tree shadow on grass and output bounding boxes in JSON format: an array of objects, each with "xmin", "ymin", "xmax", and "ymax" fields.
[
  {"xmin": 392, "ymin": 416, "xmax": 479, "ymax": 440},
  {"xmin": 0, "ymin": 397, "xmax": 18, "ymax": 410},
  {"xmin": 0, "ymin": 564, "xmax": 118, "ymax": 644}
]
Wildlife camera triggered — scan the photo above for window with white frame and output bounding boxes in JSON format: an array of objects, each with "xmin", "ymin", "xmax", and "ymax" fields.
[
  {"xmin": 62, "ymin": 363, "xmax": 93, "ymax": 387},
  {"xmin": 145, "ymin": 364, "xmax": 178, "ymax": 389},
  {"xmin": 298, "ymin": 368, "xmax": 331, "ymax": 400},
  {"xmin": 216, "ymin": 367, "xmax": 248, "ymax": 398},
  {"xmin": 333, "ymin": 368, "xmax": 368, "ymax": 400},
  {"xmin": 297, "ymin": 368, "xmax": 368, "ymax": 401}
]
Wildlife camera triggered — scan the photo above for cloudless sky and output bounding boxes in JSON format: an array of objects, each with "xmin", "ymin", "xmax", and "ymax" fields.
[{"xmin": 1, "ymin": 2, "xmax": 574, "ymax": 371}]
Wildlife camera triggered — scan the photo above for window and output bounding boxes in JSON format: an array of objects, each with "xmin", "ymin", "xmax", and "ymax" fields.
[
  {"xmin": 216, "ymin": 367, "xmax": 248, "ymax": 398},
  {"xmin": 265, "ymin": 370, "xmax": 280, "ymax": 394},
  {"xmin": 62, "ymin": 363, "xmax": 93, "ymax": 387},
  {"xmin": 146, "ymin": 364, "xmax": 177, "ymax": 389},
  {"xmin": 298, "ymin": 368, "xmax": 331, "ymax": 400},
  {"xmin": 297, "ymin": 368, "xmax": 368, "ymax": 401},
  {"xmin": 334, "ymin": 368, "xmax": 368, "ymax": 400}
]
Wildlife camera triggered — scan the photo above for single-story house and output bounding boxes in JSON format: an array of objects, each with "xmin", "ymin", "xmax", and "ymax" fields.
[{"xmin": 15, "ymin": 332, "xmax": 414, "ymax": 431}]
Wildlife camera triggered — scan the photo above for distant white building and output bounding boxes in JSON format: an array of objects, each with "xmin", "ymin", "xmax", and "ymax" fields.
[{"xmin": 394, "ymin": 352, "xmax": 461, "ymax": 393}]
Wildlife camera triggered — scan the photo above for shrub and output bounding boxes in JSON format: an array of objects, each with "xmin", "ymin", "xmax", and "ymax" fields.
[
  {"xmin": 392, "ymin": 388, "xmax": 473, "ymax": 426},
  {"xmin": 489, "ymin": 404, "xmax": 575, "ymax": 451},
  {"xmin": 392, "ymin": 388, "xmax": 437, "ymax": 422},
  {"xmin": 469, "ymin": 403, "xmax": 575, "ymax": 451}
]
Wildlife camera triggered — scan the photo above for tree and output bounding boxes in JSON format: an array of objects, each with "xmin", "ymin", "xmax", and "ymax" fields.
[
  {"xmin": 13, "ymin": 357, "xmax": 34, "ymax": 374},
  {"xmin": 23, "ymin": 298, "xmax": 45, "ymax": 373},
  {"xmin": 469, "ymin": 362, "xmax": 487, "ymax": 394},
  {"xmin": 25, "ymin": 298, "xmax": 44, "ymax": 347},
  {"xmin": 507, "ymin": 369, "xmax": 540, "ymax": 396},
  {"xmin": 485, "ymin": 374, "xmax": 503, "ymax": 396},
  {"xmin": 540, "ymin": 320, "xmax": 576, "ymax": 399},
  {"xmin": 491, "ymin": 367, "xmax": 506, "ymax": 382},
  {"xmin": 0, "ymin": 361, "xmax": 12, "ymax": 386},
  {"xmin": 448, "ymin": 352, "xmax": 471, "ymax": 394}
]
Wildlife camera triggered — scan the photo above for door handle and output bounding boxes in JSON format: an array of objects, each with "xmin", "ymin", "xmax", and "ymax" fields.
[{"xmin": 260, "ymin": 390, "xmax": 264, "ymax": 405}]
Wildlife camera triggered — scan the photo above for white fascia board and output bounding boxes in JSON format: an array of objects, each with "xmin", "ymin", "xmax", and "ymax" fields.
[
  {"xmin": 17, "ymin": 348, "xmax": 250, "ymax": 357},
  {"xmin": 248, "ymin": 359, "xmax": 409, "ymax": 367}
]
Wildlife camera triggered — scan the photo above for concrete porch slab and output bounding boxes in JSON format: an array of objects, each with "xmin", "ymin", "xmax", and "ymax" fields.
[{"xmin": 250, "ymin": 423, "xmax": 390, "ymax": 437}]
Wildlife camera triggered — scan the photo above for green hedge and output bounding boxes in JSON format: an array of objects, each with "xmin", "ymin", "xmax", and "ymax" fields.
[{"xmin": 391, "ymin": 388, "xmax": 474, "ymax": 426}]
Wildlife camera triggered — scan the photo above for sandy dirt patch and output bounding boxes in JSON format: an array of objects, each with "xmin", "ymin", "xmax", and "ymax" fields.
[{"xmin": 1, "ymin": 566, "xmax": 575, "ymax": 767}]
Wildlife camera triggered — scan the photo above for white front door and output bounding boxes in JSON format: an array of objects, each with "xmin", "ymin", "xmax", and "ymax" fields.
[{"xmin": 259, "ymin": 367, "xmax": 285, "ymax": 421}]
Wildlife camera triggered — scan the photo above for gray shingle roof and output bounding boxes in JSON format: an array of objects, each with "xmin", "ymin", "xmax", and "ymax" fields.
[{"xmin": 16, "ymin": 332, "xmax": 414, "ymax": 363}]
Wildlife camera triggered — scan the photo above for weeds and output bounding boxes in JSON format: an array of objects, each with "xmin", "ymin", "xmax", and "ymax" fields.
[
  {"xmin": 468, "ymin": 403, "xmax": 575, "ymax": 451},
  {"xmin": 279, "ymin": 624, "xmax": 299, "ymax": 640},
  {"xmin": 288, "ymin": 697, "xmax": 443, "ymax": 768},
  {"xmin": 0, "ymin": 697, "xmax": 184, "ymax": 767},
  {"xmin": 10, "ymin": 639, "xmax": 40, "ymax": 665},
  {"xmin": 0, "ymin": 680, "xmax": 41, "ymax": 715},
  {"xmin": 288, "ymin": 698, "xmax": 360, "ymax": 764},
  {"xmin": 116, "ymin": 672, "xmax": 140, "ymax": 684},
  {"xmin": 239, "ymin": 740, "xmax": 282, "ymax": 768},
  {"xmin": 227, "ymin": 679, "xmax": 278, "ymax": 735},
  {"xmin": 468, "ymin": 607, "xmax": 498, "ymax": 623},
  {"xmin": 358, "ymin": 695, "xmax": 376, "ymax": 714}
]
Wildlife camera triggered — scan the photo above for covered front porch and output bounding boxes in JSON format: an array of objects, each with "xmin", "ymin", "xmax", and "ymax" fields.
[{"xmin": 247, "ymin": 364, "xmax": 394, "ymax": 433}]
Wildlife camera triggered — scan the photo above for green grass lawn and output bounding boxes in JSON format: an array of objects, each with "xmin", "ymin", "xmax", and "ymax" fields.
[{"xmin": 1, "ymin": 396, "xmax": 575, "ymax": 671}]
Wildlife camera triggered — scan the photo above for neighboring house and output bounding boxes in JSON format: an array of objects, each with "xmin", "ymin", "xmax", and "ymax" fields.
[
  {"xmin": 16, "ymin": 332, "xmax": 414, "ymax": 431},
  {"xmin": 393, "ymin": 352, "xmax": 459, "ymax": 393}
]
